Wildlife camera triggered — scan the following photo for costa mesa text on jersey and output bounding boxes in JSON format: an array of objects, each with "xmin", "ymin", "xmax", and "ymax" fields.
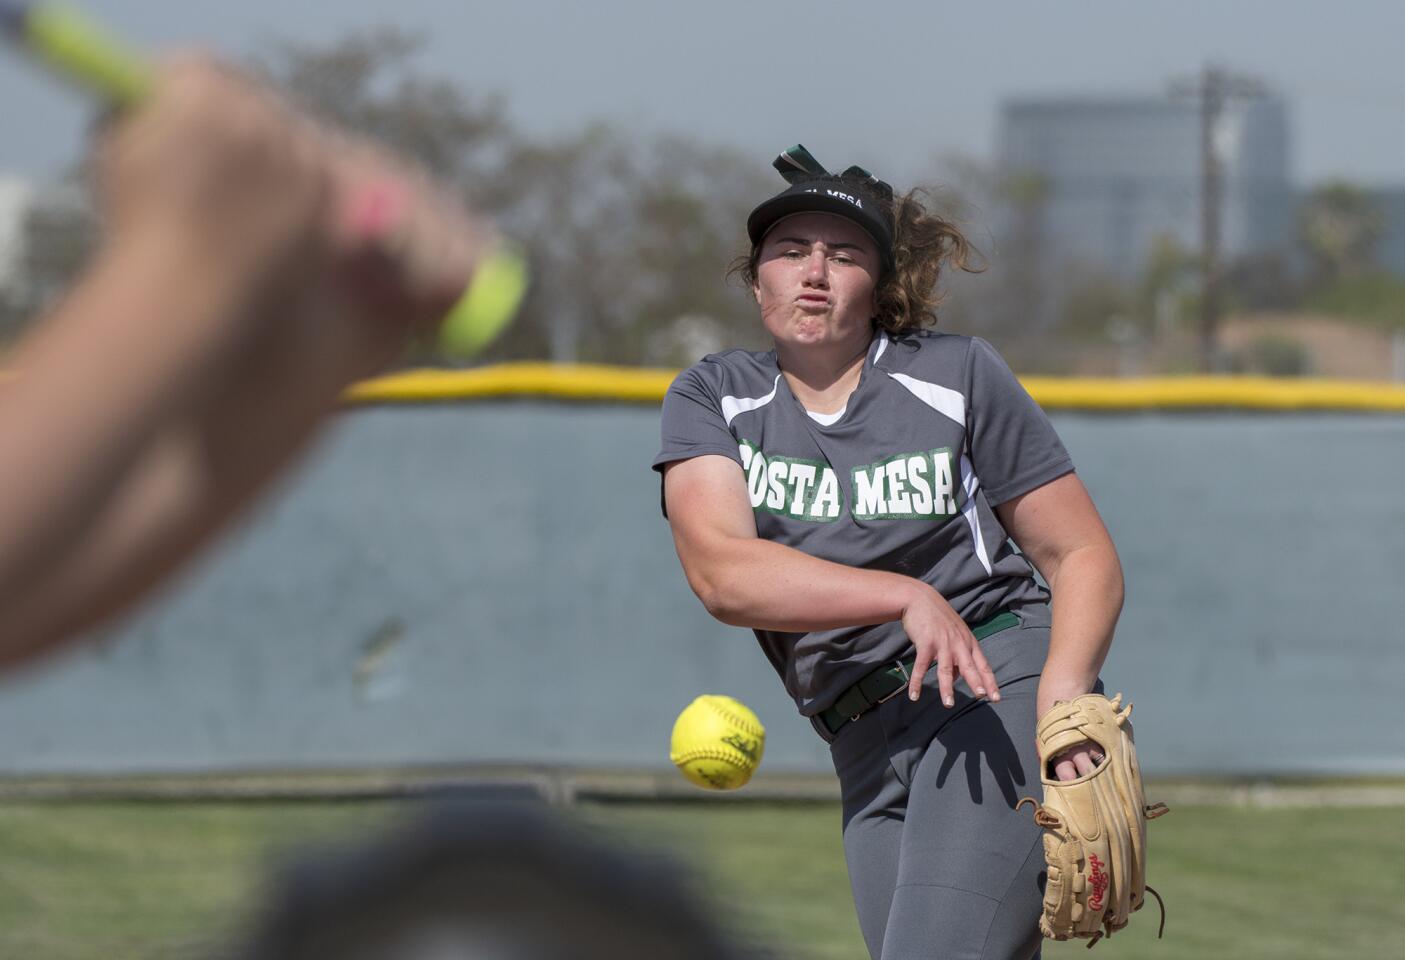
[{"xmin": 740, "ymin": 440, "xmax": 958, "ymax": 522}]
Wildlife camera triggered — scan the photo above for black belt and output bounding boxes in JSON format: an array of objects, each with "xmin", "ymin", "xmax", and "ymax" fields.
[{"xmin": 815, "ymin": 609, "xmax": 1021, "ymax": 738}]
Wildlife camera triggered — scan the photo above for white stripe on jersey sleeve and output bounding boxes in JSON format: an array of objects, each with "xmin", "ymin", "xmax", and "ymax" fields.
[
  {"xmin": 721, "ymin": 374, "xmax": 781, "ymax": 426},
  {"xmin": 959, "ymin": 454, "xmax": 994, "ymax": 575},
  {"xmin": 885, "ymin": 372, "xmax": 966, "ymax": 426}
]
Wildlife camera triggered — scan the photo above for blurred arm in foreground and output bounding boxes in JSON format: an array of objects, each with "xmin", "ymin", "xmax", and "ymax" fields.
[{"xmin": 0, "ymin": 58, "xmax": 489, "ymax": 666}]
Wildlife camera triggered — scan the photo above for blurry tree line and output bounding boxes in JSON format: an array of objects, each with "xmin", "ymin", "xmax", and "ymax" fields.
[
  {"xmin": 0, "ymin": 29, "xmax": 774, "ymax": 368},
  {"xmin": 975, "ymin": 170, "xmax": 1405, "ymax": 376},
  {"xmin": 3, "ymin": 30, "xmax": 1404, "ymax": 375}
]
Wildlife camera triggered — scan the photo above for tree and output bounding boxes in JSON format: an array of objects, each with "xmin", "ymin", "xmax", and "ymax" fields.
[
  {"xmin": 485, "ymin": 128, "xmax": 772, "ymax": 365},
  {"xmin": 994, "ymin": 169, "xmax": 1053, "ymax": 332},
  {"xmin": 1055, "ymin": 272, "xmax": 1134, "ymax": 342},
  {"xmin": 261, "ymin": 30, "xmax": 771, "ymax": 367},
  {"xmin": 1135, "ymin": 234, "xmax": 1199, "ymax": 336},
  {"xmin": 1233, "ymin": 333, "xmax": 1310, "ymax": 376},
  {"xmin": 258, "ymin": 30, "xmax": 508, "ymax": 189},
  {"xmin": 1222, "ymin": 252, "xmax": 1300, "ymax": 313},
  {"xmin": 938, "ymin": 155, "xmax": 1050, "ymax": 342},
  {"xmin": 1298, "ymin": 181, "xmax": 1386, "ymax": 290},
  {"xmin": 612, "ymin": 136, "xmax": 773, "ymax": 365}
]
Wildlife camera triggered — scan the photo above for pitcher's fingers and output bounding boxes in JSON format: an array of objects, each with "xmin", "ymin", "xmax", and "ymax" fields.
[
  {"xmin": 952, "ymin": 641, "xmax": 996, "ymax": 701},
  {"xmin": 1073, "ymin": 751, "xmax": 1100, "ymax": 777},
  {"xmin": 970, "ymin": 642, "xmax": 1001, "ymax": 702},
  {"xmin": 936, "ymin": 655, "xmax": 958, "ymax": 708},
  {"xmin": 1054, "ymin": 757, "xmax": 1079, "ymax": 781},
  {"xmin": 907, "ymin": 647, "xmax": 935, "ymax": 702}
]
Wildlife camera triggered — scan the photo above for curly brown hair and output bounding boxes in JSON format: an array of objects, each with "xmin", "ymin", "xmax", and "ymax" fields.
[{"xmin": 730, "ymin": 186, "xmax": 980, "ymax": 335}]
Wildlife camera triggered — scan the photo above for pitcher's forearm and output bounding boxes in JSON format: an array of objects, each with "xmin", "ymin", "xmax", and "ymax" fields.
[
  {"xmin": 689, "ymin": 536, "xmax": 926, "ymax": 632},
  {"xmin": 1039, "ymin": 543, "xmax": 1124, "ymax": 705}
]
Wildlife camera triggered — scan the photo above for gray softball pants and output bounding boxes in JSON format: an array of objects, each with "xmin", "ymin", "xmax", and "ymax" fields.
[{"xmin": 826, "ymin": 605, "xmax": 1076, "ymax": 960}]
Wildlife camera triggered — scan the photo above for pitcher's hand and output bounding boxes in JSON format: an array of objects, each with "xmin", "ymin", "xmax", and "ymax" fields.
[{"xmin": 901, "ymin": 586, "xmax": 1001, "ymax": 707}]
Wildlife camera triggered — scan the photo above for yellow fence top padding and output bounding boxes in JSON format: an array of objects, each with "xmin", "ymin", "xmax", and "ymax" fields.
[
  {"xmin": 345, "ymin": 363, "xmax": 1405, "ymax": 412},
  {"xmin": 1018, "ymin": 376, "xmax": 1405, "ymax": 412},
  {"xmin": 344, "ymin": 363, "xmax": 677, "ymax": 404}
]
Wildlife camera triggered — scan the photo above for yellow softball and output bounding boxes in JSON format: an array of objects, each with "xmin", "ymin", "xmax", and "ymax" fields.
[{"xmin": 669, "ymin": 695, "xmax": 766, "ymax": 791}]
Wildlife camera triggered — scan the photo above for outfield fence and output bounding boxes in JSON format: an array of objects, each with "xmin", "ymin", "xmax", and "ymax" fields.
[{"xmin": 1, "ymin": 366, "xmax": 1402, "ymax": 783}]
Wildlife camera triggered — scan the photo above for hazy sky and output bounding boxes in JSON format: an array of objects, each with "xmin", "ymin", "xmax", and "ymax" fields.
[{"xmin": 2, "ymin": 0, "xmax": 1403, "ymax": 188}]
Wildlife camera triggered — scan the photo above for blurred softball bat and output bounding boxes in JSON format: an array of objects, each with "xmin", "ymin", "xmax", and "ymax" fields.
[{"xmin": 0, "ymin": 1, "xmax": 526, "ymax": 358}]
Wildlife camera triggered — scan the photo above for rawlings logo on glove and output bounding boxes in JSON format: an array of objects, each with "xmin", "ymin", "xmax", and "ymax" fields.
[{"xmin": 1017, "ymin": 693, "xmax": 1170, "ymax": 948}]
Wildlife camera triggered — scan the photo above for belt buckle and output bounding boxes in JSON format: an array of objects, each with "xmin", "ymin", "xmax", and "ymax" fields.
[{"xmin": 855, "ymin": 659, "xmax": 910, "ymax": 720}]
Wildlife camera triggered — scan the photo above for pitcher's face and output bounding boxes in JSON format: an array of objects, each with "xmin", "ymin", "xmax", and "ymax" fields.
[{"xmin": 753, "ymin": 212, "xmax": 880, "ymax": 351}]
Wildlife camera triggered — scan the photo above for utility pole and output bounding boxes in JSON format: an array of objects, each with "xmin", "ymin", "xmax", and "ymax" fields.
[{"xmin": 1172, "ymin": 66, "xmax": 1264, "ymax": 373}]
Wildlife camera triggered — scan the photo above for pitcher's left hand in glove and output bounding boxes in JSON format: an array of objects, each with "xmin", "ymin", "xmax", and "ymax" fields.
[{"xmin": 1017, "ymin": 693, "xmax": 1170, "ymax": 947}]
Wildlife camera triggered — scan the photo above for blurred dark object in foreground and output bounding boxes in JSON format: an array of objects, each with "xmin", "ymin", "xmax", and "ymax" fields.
[{"xmin": 228, "ymin": 788, "xmax": 760, "ymax": 960}]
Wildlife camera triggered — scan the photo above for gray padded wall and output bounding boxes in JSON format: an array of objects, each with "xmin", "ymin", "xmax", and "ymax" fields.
[{"xmin": 1, "ymin": 405, "xmax": 1400, "ymax": 776}]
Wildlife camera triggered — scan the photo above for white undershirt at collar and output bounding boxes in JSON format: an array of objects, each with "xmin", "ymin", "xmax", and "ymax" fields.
[{"xmin": 806, "ymin": 406, "xmax": 847, "ymax": 426}]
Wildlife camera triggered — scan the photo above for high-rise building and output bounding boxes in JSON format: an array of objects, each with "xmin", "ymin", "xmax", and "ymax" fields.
[{"xmin": 995, "ymin": 94, "xmax": 1292, "ymax": 282}]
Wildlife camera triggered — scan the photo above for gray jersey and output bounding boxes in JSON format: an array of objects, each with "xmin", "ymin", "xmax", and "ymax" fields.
[{"xmin": 653, "ymin": 331, "xmax": 1074, "ymax": 716}]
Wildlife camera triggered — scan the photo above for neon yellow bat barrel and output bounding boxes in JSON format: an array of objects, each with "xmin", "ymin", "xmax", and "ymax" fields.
[{"xmin": 1, "ymin": 2, "xmax": 526, "ymax": 359}]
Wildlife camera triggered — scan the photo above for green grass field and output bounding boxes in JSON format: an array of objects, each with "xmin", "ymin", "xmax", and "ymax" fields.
[{"xmin": 0, "ymin": 797, "xmax": 1400, "ymax": 959}]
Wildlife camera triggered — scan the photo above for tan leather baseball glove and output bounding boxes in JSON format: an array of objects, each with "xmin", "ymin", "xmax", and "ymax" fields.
[{"xmin": 1017, "ymin": 693, "xmax": 1170, "ymax": 947}]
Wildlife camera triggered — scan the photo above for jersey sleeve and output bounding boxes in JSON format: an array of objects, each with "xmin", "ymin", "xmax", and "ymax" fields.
[
  {"xmin": 652, "ymin": 361, "xmax": 743, "ymax": 473},
  {"xmin": 964, "ymin": 337, "xmax": 1074, "ymax": 505}
]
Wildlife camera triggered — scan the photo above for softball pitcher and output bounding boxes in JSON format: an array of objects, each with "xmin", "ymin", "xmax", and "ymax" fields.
[{"xmin": 654, "ymin": 146, "xmax": 1120, "ymax": 959}]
